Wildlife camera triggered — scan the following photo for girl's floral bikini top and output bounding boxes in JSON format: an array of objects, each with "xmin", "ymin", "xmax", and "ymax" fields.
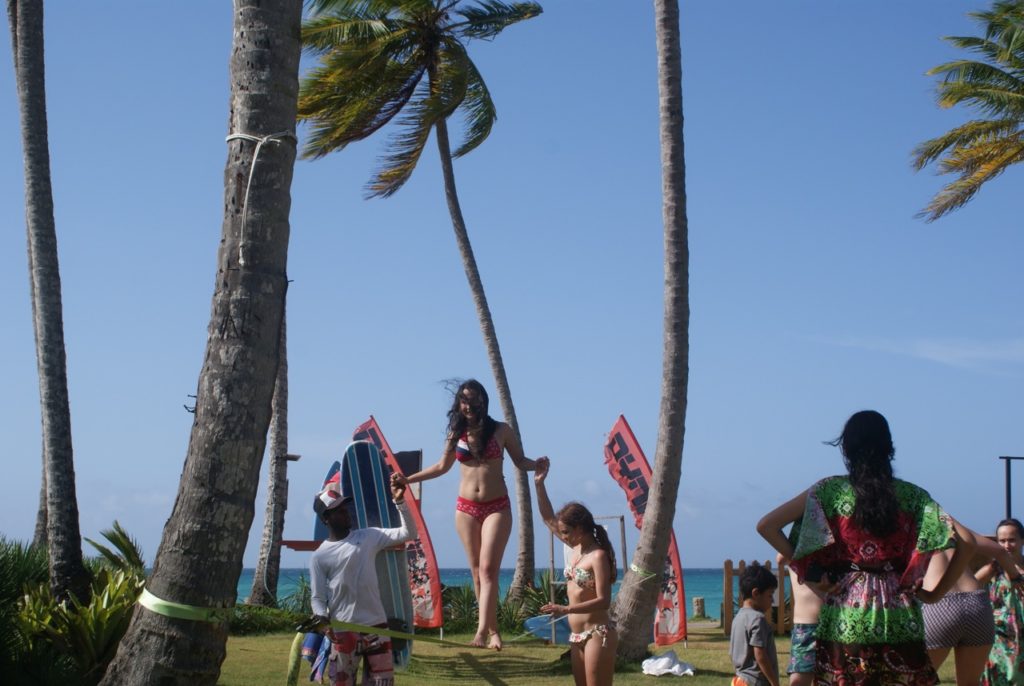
[
  {"xmin": 565, "ymin": 552, "xmax": 596, "ymax": 591},
  {"xmin": 455, "ymin": 433, "xmax": 503, "ymax": 463}
]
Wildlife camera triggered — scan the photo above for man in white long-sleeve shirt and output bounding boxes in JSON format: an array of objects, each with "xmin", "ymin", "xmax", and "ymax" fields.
[{"xmin": 310, "ymin": 478, "xmax": 417, "ymax": 686}]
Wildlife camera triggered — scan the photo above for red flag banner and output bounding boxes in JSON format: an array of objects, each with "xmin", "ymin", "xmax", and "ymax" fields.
[
  {"xmin": 603, "ymin": 415, "xmax": 687, "ymax": 645},
  {"xmin": 353, "ymin": 416, "xmax": 444, "ymax": 629}
]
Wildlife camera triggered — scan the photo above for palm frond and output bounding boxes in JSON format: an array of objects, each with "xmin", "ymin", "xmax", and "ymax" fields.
[
  {"xmin": 83, "ymin": 521, "xmax": 145, "ymax": 573},
  {"xmin": 928, "ymin": 59, "xmax": 1024, "ymax": 115},
  {"xmin": 918, "ymin": 135, "xmax": 1024, "ymax": 221},
  {"xmin": 300, "ymin": 57, "xmax": 426, "ymax": 157},
  {"xmin": 444, "ymin": 40, "xmax": 496, "ymax": 157},
  {"xmin": 912, "ymin": 118, "xmax": 1021, "ymax": 169},
  {"xmin": 936, "ymin": 135, "xmax": 1017, "ymax": 174},
  {"xmin": 943, "ymin": 34, "xmax": 1024, "ymax": 72},
  {"xmin": 929, "ymin": 58, "xmax": 1022, "ymax": 90},
  {"xmin": 914, "ymin": 3, "xmax": 1024, "ymax": 220},
  {"xmin": 301, "ymin": 16, "xmax": 403, "ymax": 56},
  {"xmin": 307, "ymin": 0, "xmax": 433, "ymax": 17},
  {"xmin": 937, "ymin": 83, "xmax": 1024, "ymax": 117},
  {"xmin": 300, "ymin": 0, "xmax": 537, "ymax": 195},
  {"xmin": 368, "ymin": 64, "xmax": 465, "ymax": 197},
  {"xmin": 452, "ymin": 1, "xmax": 542, "ymax": 40}
]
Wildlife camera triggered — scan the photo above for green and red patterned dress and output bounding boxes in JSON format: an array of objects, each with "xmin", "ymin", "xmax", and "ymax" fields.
[
  {"xmin": 789, "ymin": 476, "xmax": 954, "ymax": 686},
  {"xmin": 980, "ymin": 569, "xmax": 1024, "ymax": 686}
]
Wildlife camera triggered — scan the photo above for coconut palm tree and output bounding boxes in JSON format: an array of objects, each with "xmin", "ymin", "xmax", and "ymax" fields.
[
  {"xmin": 7, "ymin": 0, "xmax": 90, "ymax": 605},
  {"xmin": 613, "ymin": 0, "xmax": 690, "ymax": 660},
  {"xmin": 299, "ymin": 0, "xmax": 542, "ymax": 595},
  {"xmin": 248, "ymin": 314, "xmax": 290, "ymax": 607},
  {"xmin": 913, "ymin": 0, "xmax": 1024, "ymax": 222},
  {"xmin": 99, "ymin": 2, "xmax": 301, "ymax": 683}
]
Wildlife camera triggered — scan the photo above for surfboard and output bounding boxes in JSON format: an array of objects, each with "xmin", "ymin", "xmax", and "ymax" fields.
[
  {"xmin": 340, "ymin": 441, "xmax": 414, "ymax": 668},
  {"xmin": 353, "ymin": 416, "xmax": 443, "ymax": 629},
  {"xmin": 523, "ymin": 614, "xmax": 571, "ymax": 644},
  {"xmin": 312, "ymin": 461, "xmax": 341, "ymax": 542}
]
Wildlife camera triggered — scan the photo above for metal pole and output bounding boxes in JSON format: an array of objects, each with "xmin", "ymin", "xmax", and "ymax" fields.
[
  {"xmin": 1008, "ymin": 457, "xmax": 1013, "ymax": 521},
  {"xmin": 999, "ymin": 457, "xmax": 1024, "ymax": 521},
  {"xmin": 549, "ymin": 530, "xmax": 556, "ymax": 644}
]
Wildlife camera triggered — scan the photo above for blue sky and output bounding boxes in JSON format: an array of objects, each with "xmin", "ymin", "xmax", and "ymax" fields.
[{"xmin": 2, "ymin": 2, "xmax": 1022, "ymax": 573}]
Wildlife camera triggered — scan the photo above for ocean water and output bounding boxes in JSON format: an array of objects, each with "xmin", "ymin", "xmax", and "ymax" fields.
[{"xmin": 238, "ymin": 566, "xmax": 728, "ymax": 620}]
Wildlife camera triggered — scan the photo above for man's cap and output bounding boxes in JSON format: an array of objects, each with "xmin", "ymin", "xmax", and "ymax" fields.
[{"xmin": 313, "ymin": 489, "xmax": 352, "ymax": 518}]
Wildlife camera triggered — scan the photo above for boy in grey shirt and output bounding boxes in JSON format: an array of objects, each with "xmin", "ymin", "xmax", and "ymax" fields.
[{"xmin": 729, "ymin": 562, "xmax": 780, "ymax": 686}]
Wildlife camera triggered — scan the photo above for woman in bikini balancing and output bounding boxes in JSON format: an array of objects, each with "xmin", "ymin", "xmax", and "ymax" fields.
[
  {"xmin": 390, "ymin": 379, "xmax": 548, "ymax": 650},
  {"xmin": 534, "ymin": 461, "xmax": 617, "ymax": 686}
]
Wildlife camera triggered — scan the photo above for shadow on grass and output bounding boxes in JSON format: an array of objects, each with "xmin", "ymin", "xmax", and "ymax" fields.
[{"xmin": 408, "ymin": 649, "xmax": 569, "ymax": 683}]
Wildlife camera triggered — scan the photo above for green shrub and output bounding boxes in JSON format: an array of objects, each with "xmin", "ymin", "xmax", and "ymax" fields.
[
  {"xmin": 278, "ymin": 573, "xmax": 312, "ymax": 615},
  {"xmin": 230, "ymin": 604, "xmax": 304, "ymax": 635},
  {"xmin": 0, "ymin": 538, "xmax": 51, "ymax": 682},
  {"xmin": 18, "ymin": 567, "xmax": 143, "ymax": 685},
  {"xmin": 441, "ymin": 584, "xmax": 477, "ymax": 632},
  {"xmin": 518, "ymin": 570, "xmax": 567, "ymax": 619},
  {"xmin": 496, "ymin": 594, "xmax": 527, "ymax": 634}
]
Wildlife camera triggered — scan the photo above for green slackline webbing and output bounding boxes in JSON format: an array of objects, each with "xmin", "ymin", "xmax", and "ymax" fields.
[
  {"xmin": 326, "ymin": 620, "xmax": 480, "ymax": 648},
  {"xmin": 137, "ymin": 588, "xmax": 233, "ymax": 623},
  {"xmin": 629, "ymin": 562, "xmax": 659, "ymax": 580}
]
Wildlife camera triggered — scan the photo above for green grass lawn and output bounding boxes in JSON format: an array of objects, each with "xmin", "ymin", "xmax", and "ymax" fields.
[{"xmin": 218, "ymin": 621, "xmax": 959, "ymax": 685}]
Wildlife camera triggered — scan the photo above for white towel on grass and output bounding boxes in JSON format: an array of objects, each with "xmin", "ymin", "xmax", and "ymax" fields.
[{"xmin": 641, "ymin": 651, "xmax": 696, "ymax": 676}]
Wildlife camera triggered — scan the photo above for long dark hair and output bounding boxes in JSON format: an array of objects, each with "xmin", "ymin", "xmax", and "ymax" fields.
[
  {"xmin": 557, "ymin": 502, "xmax": 617, "ymax": 583},
  {"xmin": 827, "ymin": 410, "xmax": 898, "ymax": 537},
  {"xmin": 446, "ymin": 379, "xmax": 497, "ymax": 455},
  {"xmin": 997, "ymin": 518, "xmax": 1024, "ymax": 538}
]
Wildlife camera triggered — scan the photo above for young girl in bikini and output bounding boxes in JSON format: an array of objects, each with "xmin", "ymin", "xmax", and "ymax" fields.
[
  {"xmin": 391, "ymin": 379, "xmax": 547, "ymax": 649},
  {"xmin": 534, "ymin": 462, "xmax": 617, "ymax": 686}
]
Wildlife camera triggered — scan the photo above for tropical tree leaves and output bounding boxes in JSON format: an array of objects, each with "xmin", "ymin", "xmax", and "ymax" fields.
[
  {"xmin": 914, "ymin": 0, "xmax": 1024, "ymax": 221},
  {"xmin": 298, "ymin": 0, "xmax": 539, "ymax": 197}
]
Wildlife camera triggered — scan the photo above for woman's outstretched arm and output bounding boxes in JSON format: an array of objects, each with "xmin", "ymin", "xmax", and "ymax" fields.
[
  {"xmin": 392, "ymin": 440, "xmax": 458, "ymax": 486},
  {"xmin": 756, "ymin": 489, "xmax": 809, "ymax": 561},
  {"xmin": 533, "ymin": 461, "xmax": 560, "ymax": 538}
]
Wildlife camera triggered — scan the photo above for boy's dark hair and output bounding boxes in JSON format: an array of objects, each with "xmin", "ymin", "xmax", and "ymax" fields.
[{"xmin": 739, "ymin": 561, "xmax": 778, "ymax": 600}]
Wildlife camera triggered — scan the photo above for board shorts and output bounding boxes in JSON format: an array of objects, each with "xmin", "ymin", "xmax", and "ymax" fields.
[
  {"xmin": 455, "ymin": 494, "xmax": 510, "ymax": 523},
  {"xmin": 327, "ymin": 629, "xmax": 394, "ymax": 686},
  {"xmin": 922, "ymin": 589, "xmax": 995, "ymax": 650},
  {"xmin": 787, "ymin": 622, "xmax": 817, "ymax": 675}
]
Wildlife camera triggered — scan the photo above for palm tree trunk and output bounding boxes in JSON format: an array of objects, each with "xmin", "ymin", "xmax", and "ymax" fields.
[
  {"xmin": 7, "ymin": 0, "xmax": 90, "ymax": 604},
  {"xmin": 99, "ymin": 2, "xmax": 300, "ymax": 683},
  {"xmin": 615, "ymin": 0, "xmax": 689, "ymax": 660},
  {"xmin": 434, "ymin": 118, "xmax": 535, "ymax": 597},
  {"xmin": 33, "ymin": 458, "xmax": 47, "ymax": 548},
  {"xmin": 248, "ymin": 314, "xmax": 289, "ymax": 607}
]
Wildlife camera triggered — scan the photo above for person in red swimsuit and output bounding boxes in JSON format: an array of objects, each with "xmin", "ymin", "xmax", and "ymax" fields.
[{"xmin": 391, "ymin": 379, "xmax": 548, "ymax": 650}]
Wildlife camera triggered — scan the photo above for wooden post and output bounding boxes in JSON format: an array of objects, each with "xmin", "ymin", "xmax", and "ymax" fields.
[
  {"xmin": 722, "ymin": 559, "xmax": 734, "ymax": 635},
  {"xmin": 693, "ymin": 596, "xmax": 705, "ymax": 618}
]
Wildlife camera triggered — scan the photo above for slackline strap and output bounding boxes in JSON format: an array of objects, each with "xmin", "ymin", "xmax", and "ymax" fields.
[
  {"xmin": 326, "ymin": 620, "xmax": 479, "ymax": 648},
  {"xmin": 629, "ymin": 562, "xmax": 659, "ymax": 580},
  {"xmin": 137, "ymin": 587, "xmax": 232, "ymax": 623}
]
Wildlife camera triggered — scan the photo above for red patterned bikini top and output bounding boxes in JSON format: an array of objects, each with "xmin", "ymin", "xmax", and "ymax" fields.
[{"xmin": 455, "ymin": 433, "xmax": 503, "ymax": 463}]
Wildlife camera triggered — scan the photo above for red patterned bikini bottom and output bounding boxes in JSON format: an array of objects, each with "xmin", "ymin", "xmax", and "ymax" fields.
[{"xmin": 455, "ymin": 495, "xmax": 511, "ymax": 523}]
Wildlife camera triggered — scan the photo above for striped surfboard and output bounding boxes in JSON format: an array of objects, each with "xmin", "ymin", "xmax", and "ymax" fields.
[
  {"xmin": 352, "ymin": 416, "xmax": 443, "ymax": 629},
  {"xmin": 340, "ymin": 441, "xmax": 414, "ymax": 668}
]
